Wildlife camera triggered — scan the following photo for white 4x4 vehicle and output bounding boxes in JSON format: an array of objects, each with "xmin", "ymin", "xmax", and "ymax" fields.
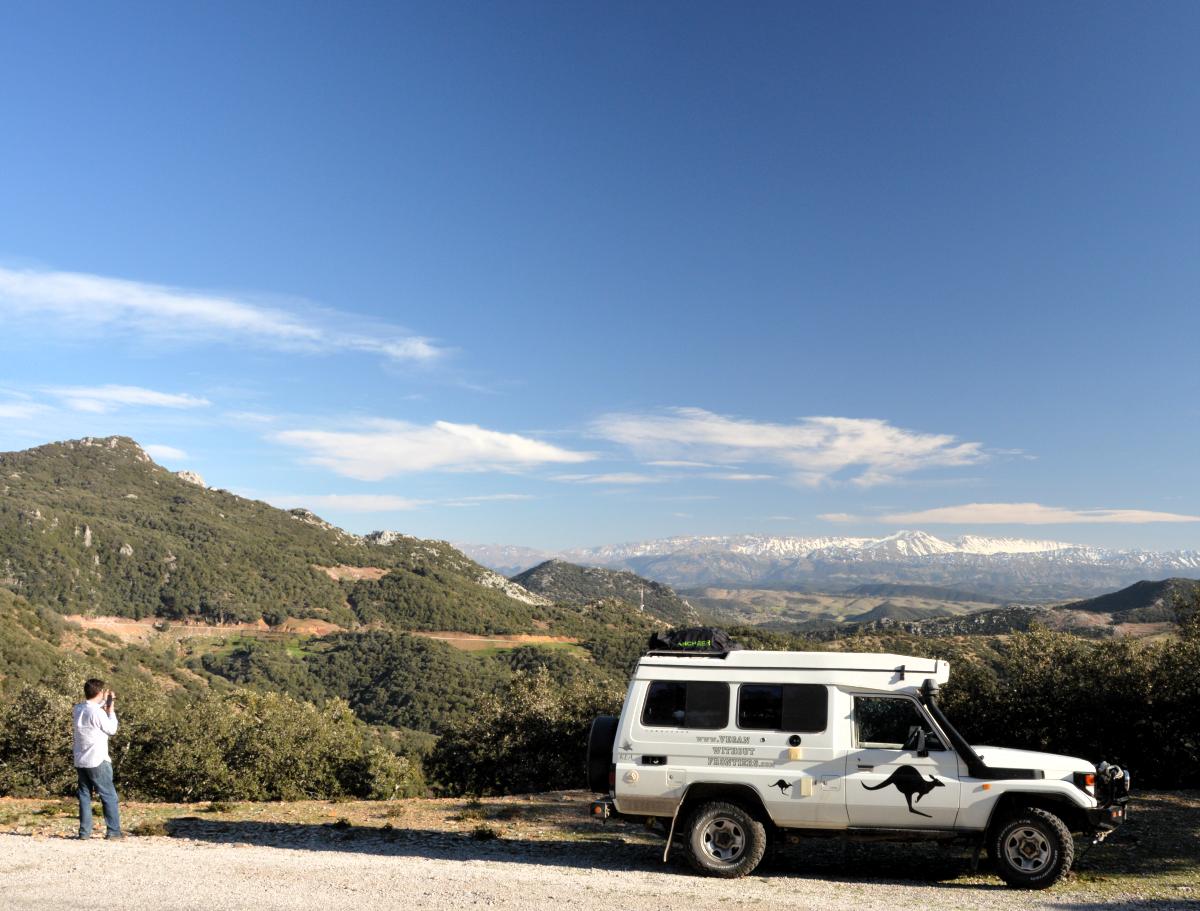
[{"xmin": 587, "ymin": 637, "xmax": 1129, "ymax": 889}]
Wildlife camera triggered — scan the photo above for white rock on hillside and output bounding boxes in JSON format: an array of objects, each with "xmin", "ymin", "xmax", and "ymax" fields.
[
  {"xmin": 475, "ymin": 569, "xmax": 552, "ymax": 606},
  {"xmin": 175, "ymin": 470, "xmax": 207, "ymax": 488}
]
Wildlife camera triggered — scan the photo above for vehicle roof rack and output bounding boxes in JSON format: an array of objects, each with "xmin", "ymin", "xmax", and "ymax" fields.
[{"xmin": 645, "ymin": 627, "xmax": 742, "ymax": 657}]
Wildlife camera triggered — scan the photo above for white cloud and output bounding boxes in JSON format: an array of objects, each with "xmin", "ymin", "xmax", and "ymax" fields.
[
  {"xmin": 144, "ymin": 444, "xmax": 188, "ymax": 461},
  {"xmin": 817, "ymin": 512, "xmax": 858, "ymax": 523},
  {"xmin": 0, "ymin": 401, "xmax": 44, "ymax": 419},
  {"xmin": 274, "ymin": 493, "xmax": 429, "ymax": 513},
  {"xmin": 705, "ymin": 472, "xmax": 773, "ymax": 481},
  {"xmin": 0, "ymin": 265, "xmax": 444, "ymax": 363},
  {"xmin": 848, "ymin": 502, "xmax": 1200, "ymax": 525},
  {"xmin": 594, "ymin": 408, "xmax": 983, "ymax": 487},
  {"xmin": 274, "ymin": 419, "xmax": 593, "ymax": 481},
  {"xmin": 445, "ymin": 493, "xmax": 536, "ymax": 508},
  {"xmin": 46, "ymin": 384, "xmax": 210, "ymax": 413},
  {"xmin": 648, "ymin": 460, "xmax": 719, "ymax": 468},
  {"xmin": 553, "ymin": 472, "xmax": 665, "ymax": 485}
]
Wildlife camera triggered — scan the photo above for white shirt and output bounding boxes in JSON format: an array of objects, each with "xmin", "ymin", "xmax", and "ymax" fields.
[{"xmin": 72, "ymin": 701, "xmax": 118, "ymax": 768}]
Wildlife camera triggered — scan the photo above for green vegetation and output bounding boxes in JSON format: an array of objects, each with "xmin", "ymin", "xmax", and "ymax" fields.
[
  {"xmin": 346, "ymin": 569, "xmax": 545, "ymax": 634},
  {"xmin": 0, "ymin": 677, "xmax": 422, "ymax": 801},
  {"xmin": 427, "ymin": 668, "xmax": 622, "ymax": 795},
  {"xmin": 512, "ymin": 559, "xmax": 699, "ymax": 625},
  {"xmin": 0, "ymin": 436, "xmax": 531, "ymax": 626}
]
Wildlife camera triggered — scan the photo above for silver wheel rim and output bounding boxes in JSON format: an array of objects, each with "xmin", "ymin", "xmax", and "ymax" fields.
[
  {"xmin": 700, "ymin": 816, "xmax": 746, "ymax": 864},
  {"xmin": 1003, "ymin": 826, "xmax": 1053, "ymax": 875}
]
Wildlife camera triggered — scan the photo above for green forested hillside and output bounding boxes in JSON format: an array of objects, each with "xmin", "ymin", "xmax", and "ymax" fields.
[
  {"xmin": 511, "ymin": 559, "xmax": 699, "ymax": 625},
  {"xmin": 0, "ymin": 436, "xmax": 554, "ymax": 627}
]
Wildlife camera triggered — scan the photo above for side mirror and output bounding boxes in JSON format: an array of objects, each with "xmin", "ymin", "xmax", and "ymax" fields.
[{"xmin": 916, "ymin": 729, "xmax": 929, "ymax": 758}]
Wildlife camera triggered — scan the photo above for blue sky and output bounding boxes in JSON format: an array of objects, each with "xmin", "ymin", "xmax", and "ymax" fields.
[{"xmin": 2, "ymin": 2, "xmax": 1198, "ymax": 551}]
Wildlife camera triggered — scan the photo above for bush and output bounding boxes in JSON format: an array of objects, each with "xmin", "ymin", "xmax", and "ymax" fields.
[
  {"xmin": 0, "ymin": 682, "xmax": 426, "ymax": 802},
  {"xmin": 939, "ymin": 629, "xmax": 1200, "ymax": 788},
  {"xmin": 426, "ymin": 667, "xmax": 622, "ymax": 796}
]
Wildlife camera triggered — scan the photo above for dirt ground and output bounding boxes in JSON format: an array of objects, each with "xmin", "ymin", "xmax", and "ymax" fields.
[{"xmin": 1, "ymin": 790, "xmax": 1196, "ymax": 909}]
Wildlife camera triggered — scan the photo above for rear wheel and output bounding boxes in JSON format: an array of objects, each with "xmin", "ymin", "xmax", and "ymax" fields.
[
  {"xmin": 683, "ymin": 801, "xmax": 767, "ymax": 878},
  {"xmin": 991, "ymin": 808, "xmax": 1074, "ymax": 889}
]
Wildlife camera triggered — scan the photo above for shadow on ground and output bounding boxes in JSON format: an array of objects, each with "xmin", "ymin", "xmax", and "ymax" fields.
[
  {"xmin": 162, "ymin": 816, "xmax": 1002, "ymax": 889},
  {"xmin": 159, "ymin": 789, "xmax": 1199, "ymax": 895}
]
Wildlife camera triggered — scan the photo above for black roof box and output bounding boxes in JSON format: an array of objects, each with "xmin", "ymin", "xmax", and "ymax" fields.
[{"xmin": 647, "ymin": 627, "xmax": 742, "ymax": 657}]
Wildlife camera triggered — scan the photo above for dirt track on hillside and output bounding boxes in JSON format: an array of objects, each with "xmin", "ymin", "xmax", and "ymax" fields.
[{"xmin": 3, "ymin": 832, "xmax": 1191, "ymax": 911}]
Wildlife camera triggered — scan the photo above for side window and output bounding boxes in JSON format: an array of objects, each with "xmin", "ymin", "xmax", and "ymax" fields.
[
  {"xmin": 642, "ymin": 681, "xmax": 729, "ymax": 729},
  {"xmin": 738, "ymin": 684, "xmax": 827, "ymax": 732},
  {"xmin": 854, "ymin": 696, "xmax": 933, "ymax": 749}
]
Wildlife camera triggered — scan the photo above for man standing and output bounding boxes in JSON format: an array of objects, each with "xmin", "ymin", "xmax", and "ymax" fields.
[{"xmin": 72, "ymin": 678, "xmax": 122, "ymax": 840}]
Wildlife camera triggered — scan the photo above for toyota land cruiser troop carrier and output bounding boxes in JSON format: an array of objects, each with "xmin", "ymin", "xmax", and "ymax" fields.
[{"xmin": 587, "ymin": 631, "xmax": 1129, "ymax": 889}]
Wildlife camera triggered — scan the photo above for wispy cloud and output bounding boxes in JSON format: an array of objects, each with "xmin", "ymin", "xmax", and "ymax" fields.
[
  {"xmin": 826, "ymin": 502, "xmax": 1200, "ymax": 525},
  {"xmin": 0, "ymin": 265, "xmax": 444, "ymax": 364},
  {"xmin": 46, "ymin": 384, "xmax": 210, "ymax": 413},
  {"xmin": 446, "ymin": 493, "xmax": 536, "ymax": 508},
  {"xmin": 552, "ymin": 472, "xmax": 665, "ymax": 485},
  {"xmin": 594, "ymin": 408, "xmax": 984, "ymax": 487},
  {"xmin": 263, "ymin": 491, "xmax": 534, "ymax": 513},
  {"xmin": 0, "ymin": 400, "xmax": 44, "ymax": 419},
  {"xmin": 144, "ymin": 443, "xmax": 188, "ymax": 461},
  {"xmin": 273, "ymin": 493, "xmax": 429, "ymax": 513},
  {"xmin": 274, "ymin": 419, "xmax": 593, "ymax": 481}
]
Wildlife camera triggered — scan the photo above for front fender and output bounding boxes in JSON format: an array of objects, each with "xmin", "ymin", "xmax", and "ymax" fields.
[{"xmin": 958, "ymin": 778, "xmax": 1097, "ymax": 831}]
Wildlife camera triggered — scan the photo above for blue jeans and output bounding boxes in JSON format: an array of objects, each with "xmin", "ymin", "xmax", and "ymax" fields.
[{"xmin": 77, "ymin": 761, "xmax": 121, "ymax": 838}]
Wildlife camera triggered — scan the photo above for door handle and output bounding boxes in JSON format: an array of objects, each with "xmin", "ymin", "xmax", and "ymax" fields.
[{"xmin": 857, "ymin": 764, "xmax": 874, "ymax": 770}]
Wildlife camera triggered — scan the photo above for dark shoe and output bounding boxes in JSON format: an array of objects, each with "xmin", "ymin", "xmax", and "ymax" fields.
[{"xmin": 105, "ymin": 832, "xmax": 126, "ymax": 840}]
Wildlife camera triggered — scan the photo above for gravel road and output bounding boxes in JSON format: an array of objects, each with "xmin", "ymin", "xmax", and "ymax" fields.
[{"xmin": 3, "ymin": 832, "xmax": 1190, "ymax": 911}]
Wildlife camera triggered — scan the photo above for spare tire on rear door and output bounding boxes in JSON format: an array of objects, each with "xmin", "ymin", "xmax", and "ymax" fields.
[{"xmin": 586, "ymin": 715, "xmax": 619, "ymax": 793}]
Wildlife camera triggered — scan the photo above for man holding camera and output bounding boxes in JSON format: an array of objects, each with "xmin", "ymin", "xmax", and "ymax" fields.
[{"xmin": 72, "ymin": 678, "xmax": 123, "ymax": 839}]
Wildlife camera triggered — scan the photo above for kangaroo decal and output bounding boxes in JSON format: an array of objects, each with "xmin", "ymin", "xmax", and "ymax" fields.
[
  {"xmin": 861, "ymin": 764, "xmax": 944, "ymax": 817},
  {"xmin": 768, "ymin": 779, "xmax": 792, "ymax": 795}
]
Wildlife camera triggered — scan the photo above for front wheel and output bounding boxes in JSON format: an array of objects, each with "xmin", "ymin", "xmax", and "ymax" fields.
[
  {"xmin": 991, "ymin": 808, "xmax": 1075, "ymax": 889},
  {"xmin": 682, "ymin": 801, "xmax": 767, "ymax": 878}
]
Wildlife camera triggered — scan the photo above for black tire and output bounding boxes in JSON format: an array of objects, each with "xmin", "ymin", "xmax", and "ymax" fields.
[
  {"xmin": 682, "ymin": 801, "xmax": 768, "ymax": 879},
  {"xmin": 585, "ymin": 716, "xmax": 618, "ymax": 793},
  {"xmin": 991, "ymin": 807, "xmax": 1075, "ymax": 889}
]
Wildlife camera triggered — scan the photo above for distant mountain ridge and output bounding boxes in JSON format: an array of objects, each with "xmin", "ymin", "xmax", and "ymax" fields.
[{"xmin": 457, "ymin": 530, "xmax": 1200, "ymax": 600}]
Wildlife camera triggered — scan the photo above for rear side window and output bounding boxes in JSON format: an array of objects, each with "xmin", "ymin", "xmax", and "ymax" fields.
[
  {"xmin": 737, "ymin": 684, "xmax": 828, "ymax": 732},
  {"xmin": 642, "ymin": 681, "xmax": 730, "ymax": 729}
]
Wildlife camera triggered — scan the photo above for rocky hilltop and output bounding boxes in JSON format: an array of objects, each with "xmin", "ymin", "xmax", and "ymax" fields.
[{"xmin": 511, "ymin": 558, "xmax": 698, "ymax": 625}]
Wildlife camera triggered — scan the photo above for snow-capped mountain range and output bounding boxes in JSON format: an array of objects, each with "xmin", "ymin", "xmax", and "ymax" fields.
[{"xmin": 456, "ymin": 530, "xmax": 1200, "ymax": 601}]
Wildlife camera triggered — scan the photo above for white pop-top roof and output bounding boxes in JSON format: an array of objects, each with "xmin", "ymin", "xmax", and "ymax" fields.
[{"xmin": 636, "ymin": 650, "xmax": 950, "ymax": 692}]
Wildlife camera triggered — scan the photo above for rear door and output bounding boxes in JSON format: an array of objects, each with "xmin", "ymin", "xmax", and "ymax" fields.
[
  {"xmin": 735, "ymin": 683, "xmax": 847, "ymax": 828},
  {"xmin": 844, "ymin": 694, "xmax": 960, "ymax": 829}
]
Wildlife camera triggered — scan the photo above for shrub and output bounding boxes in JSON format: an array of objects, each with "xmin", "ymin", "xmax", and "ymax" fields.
[{"xmin": 426, "ymin": 667, "xmax": 622, "ymax": 796}]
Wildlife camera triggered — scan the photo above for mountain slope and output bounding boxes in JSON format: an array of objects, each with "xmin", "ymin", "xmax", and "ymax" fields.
[
  {"xmin": 1060, "ymin": 578, "xmax": 1200, "ymax": 623},
  {"xmin": 0, "ymin": 436, "xmax": 546, "ymax": 629},
  {"xmin": 511, "ymin": 559, "xmax": 698, "ymax": 625}
]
